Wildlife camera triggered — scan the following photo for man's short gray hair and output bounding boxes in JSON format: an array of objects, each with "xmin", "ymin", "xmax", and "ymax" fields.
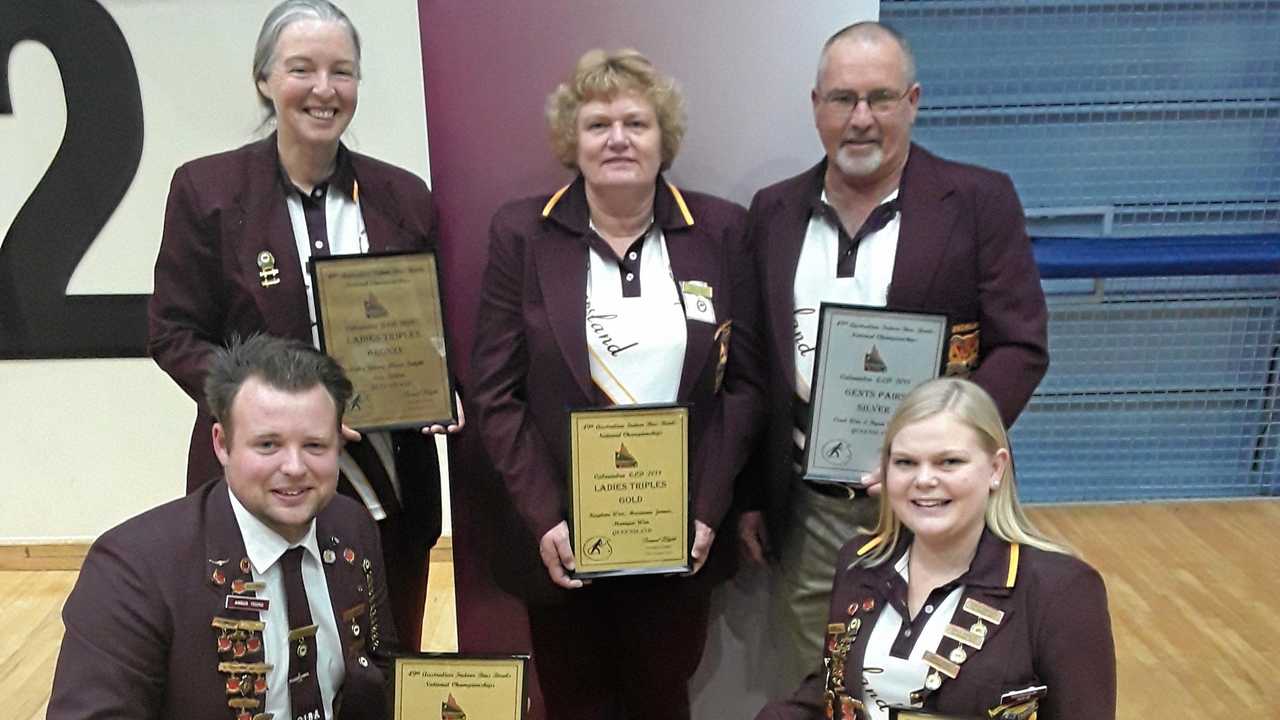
[{"xmin": 815, "ymin": 21, "xmax": 917, "ymax": 91}]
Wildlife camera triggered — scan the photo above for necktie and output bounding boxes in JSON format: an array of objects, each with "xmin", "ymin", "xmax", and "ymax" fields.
[{"xmin": 281, "ymin": 547, "xmax": 324, "ymax": 720}]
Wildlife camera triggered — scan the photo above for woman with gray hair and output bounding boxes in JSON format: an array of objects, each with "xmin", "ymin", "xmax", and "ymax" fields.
[
  {"xmin": 470, "ymin": 48, "xmax": 767, "ymax": 718},
  {"xmin": 148, "ymin": 0, "xmax": 452, "ymax": 650}
]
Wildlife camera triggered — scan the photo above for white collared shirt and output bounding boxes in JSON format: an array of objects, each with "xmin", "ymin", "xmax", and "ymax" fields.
[
  {"xmin": 287, "ymin": 186, "xmax": 368, "ymax": 348},
  {"xmin": 860, "ymin": 550, "xmax": 964, "ymax": 719},
  {"xmin": 584, "ymin": 221, "xmax": 687, "ymax": 405},
  {"xmin": 229, "ymin": 491, "xmax": 344, "ymax": 720},
  {"xmin": 792, "ymin": 188, "xmax": 901, "ymax": 400},
  {"xmin": 791, "ymin": 189, "xmax": 900, "ymax": 466}
]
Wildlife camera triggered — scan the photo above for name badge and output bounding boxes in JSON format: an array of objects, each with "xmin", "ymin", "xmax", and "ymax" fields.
[
  {"xmin": 999, "ymin": 685, "xmax": 1047, "ymax": 705},
  {"xmin": 225, "ymin": 595, "xmax": 270, "ymax": 612},
  {"xmin": 680, "ymin": 280, "xmax": 715, "ymax": 324}
]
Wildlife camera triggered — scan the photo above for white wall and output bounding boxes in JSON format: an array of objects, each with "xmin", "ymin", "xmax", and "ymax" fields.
[{"xmin": 0, "ymin": 0, "xmax": 436, "ymax": 543}]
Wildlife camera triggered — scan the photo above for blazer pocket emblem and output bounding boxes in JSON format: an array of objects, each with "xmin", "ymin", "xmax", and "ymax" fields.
[{"xmin": 945, "ymin": 321, "xmax": 980, "ymax": 377}]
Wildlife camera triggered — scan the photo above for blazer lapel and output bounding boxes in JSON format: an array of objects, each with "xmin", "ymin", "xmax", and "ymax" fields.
[
  {"xmin": 316, "ymin": 522, "xmax": 360, "ymax": 660},
  {"xmin": 536, "ymin": 181, "xmax": 594, "ymax": 401},
  {"xmin": 202, "ymin": 481, "xmax": 253, "ymax": 609},
  {"xmin": 765, "ymin": 162, "xmax": 824, "ymax": 392},
  {"xmin": 920, "ymin": 535, "xmax": 1020, "ymax": 709},
  {"xmin": 888, "ymin": 145, "xmax": 959, "ymax": 313},
  {"xmin": 349, "ymin": 155, "xmax": 413, "ymax": 254},
  {"xmin": 655, "ymin": 181, "xmax": 716, "ymax": 401},
  {"xmin": 835, "ymin": 561, "xmax": 895, "ymax": 701},
  {"xmin": 362, "ymin": 198, "xmax": 401, "ymax": 254},
  {"xmin": 236, "ymin": 136, "xmax": 312, "ymax": 343},
  {"xmin": 666, "ymin": 237, "xmax": 715, "ymax": 401}
]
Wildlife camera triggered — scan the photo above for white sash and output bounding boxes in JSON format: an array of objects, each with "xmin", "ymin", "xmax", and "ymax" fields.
[
  {"xmin": 585, "ymin": 228, "xmax": 687, "ymax": 405},
  {"xmin": 792, "ymin": 190, "xmax": 900, "ymax": 402}
]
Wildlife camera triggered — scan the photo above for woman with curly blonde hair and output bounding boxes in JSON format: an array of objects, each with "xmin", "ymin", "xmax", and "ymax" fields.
[{"xmin": 471, "ymin": 48, "xmax": 766, "ymax": 718}]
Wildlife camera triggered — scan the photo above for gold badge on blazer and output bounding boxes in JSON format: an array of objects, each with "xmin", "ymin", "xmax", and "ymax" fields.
[{"xmin": 256, "ymin": 251, "xmax": 280, "ymax": 288}]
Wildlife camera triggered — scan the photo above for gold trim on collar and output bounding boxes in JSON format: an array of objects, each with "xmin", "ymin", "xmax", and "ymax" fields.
[
  {"xmin": 665, "ymin": 181, "xmax": 695, "ymax": 226},
  {"xmin": 1006, "ymin": 542, "xmax": 1021, "ymax": 588},
  {"xmin": 541, "ymin": 183, "xmax": 572, "ymax": 217},
  {"xmin": 856, "ymin": 535, "xmax": 885, "ymax": 557}
]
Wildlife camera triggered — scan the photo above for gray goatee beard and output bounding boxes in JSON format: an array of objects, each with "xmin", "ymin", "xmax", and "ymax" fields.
[{"xmin": 833, "ymin": 144, "xmax": 884, "ymax": 179}]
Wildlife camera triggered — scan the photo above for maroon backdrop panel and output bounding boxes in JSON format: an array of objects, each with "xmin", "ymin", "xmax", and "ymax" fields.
[
  {"xmin": 420, "ymin": 3, "xmax": 644, "ymax": 356},
  {"xmin": 417, "ymin": 3, "xmax": 871, "ymax": 716},
  {"xmin": 418, "ymin": 7, "xmax": 589, "ymax": 717},
  {"xmin": 418, "ymin": 6, "xmax": 677, "ymax": 714}
]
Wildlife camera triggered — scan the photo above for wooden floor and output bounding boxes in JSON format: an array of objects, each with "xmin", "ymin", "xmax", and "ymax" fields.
[
  {"xmin": 0, "ymin": 551, "xmax": 457, "ymax": 720},
  {"xmin": 1026, "ymin": 501, "xmax": 1280, "ymax": 716},
  {"xmin": 4, "ymin": 501, "xmax": 1278, "ymax": 718}
]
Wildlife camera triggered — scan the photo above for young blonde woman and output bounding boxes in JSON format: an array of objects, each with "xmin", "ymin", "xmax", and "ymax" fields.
[{"xmin": 758, "ymin": 378, "xmax": 1115, "ymax": 720}]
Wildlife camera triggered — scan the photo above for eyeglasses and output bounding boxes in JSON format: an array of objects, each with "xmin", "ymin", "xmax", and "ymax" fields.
[{"xmin": 819, "ymin": 88, "xmax": 911, "ymax": 115}]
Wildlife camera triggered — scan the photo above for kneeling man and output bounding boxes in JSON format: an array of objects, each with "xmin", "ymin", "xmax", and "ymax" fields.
[{"xmin": 49, "ymin": 335, "xmax": 398, "ymax": 720}]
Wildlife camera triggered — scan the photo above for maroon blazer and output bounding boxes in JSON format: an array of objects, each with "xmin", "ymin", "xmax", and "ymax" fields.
[
  {"xmin": 757, "ymin": 530, "xmax": 1116, "ymax": 720},
  {"xmin": 147, "ymin": 135, "xmax": 441, "ymax": 543},
  {"xmin": 48, "ymin": 481, "xmax": 398, "ymax": 720},
  {"xmin": 469, "ymin": 176, "xmax": 767, "ymax": 598},
  {"xmin": 743, "ymin": 145, "xmax": 1049, "ymax": 540}
]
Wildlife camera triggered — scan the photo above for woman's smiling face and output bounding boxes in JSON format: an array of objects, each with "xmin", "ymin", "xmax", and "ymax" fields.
[
  {"xmin": 885, "ymin": 411, "xmax": 1008, "ymax": 551},
  {"xmin": 256, "ymin": 18, "xmax": 358, "ymax": 153}
]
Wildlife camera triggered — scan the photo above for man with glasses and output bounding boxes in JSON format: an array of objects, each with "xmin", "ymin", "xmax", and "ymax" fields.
[{"xmin": 736, "ymin": 21, "xmax": 1049, "ymax": 691}]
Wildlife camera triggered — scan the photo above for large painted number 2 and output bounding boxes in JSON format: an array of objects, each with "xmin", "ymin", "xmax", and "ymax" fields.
[{"xmin": 0, "ymin": 0, "xmax": 147, "ymax": 359}]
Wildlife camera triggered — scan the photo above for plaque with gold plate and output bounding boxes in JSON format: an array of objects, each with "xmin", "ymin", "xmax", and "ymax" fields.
[
  {"xmin": 801, "ymin": 303, "xmax": 948, "ymax": 486},
  {"xmin": 309, "ymin": 251, "xmax": 456, "ymax": 431},
  {"xmin": 568, "ymin": 404, "xmax": 690, "ymax": 578},
  {"xmin": 393, "ymin": 653, "xmax": 529, "ymax": 720}
]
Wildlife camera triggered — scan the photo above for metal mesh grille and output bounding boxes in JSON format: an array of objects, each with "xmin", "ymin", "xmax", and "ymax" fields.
[
  {"xmin": 882, "ymin": 1, "xmax": 1280, "ymax": 500},
  {"xmin": 881, "ymin": 0, "xmax": 1280, "ymax": 237},
  {"xmin": 1012, "ymin": 275, "xmax": 1280, "ymax": 501}
]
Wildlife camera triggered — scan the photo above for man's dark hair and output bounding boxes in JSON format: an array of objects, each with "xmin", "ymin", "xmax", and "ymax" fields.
[{"xmin": 204, "ymin": 334, "xmax": 353, "ymax": 440}]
